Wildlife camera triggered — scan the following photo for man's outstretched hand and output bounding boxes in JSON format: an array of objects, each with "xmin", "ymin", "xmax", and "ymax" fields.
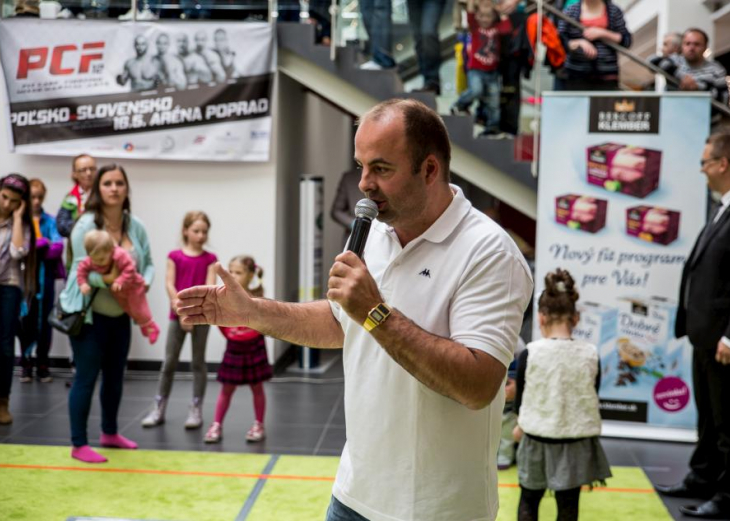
[{"xmin": 176, "ymin": 263, "xmax": 252, "ymax": 327}]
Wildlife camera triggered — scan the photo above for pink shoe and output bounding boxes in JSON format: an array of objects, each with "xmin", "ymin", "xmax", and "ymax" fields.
[
  {"xmin": 245, "ymin": 421, "xmax": 265, "ymax": 442},
  {"xmin": 100, "ymin": 433, "xmax": 138, "ymax": 449},
  {"xmin": 71, "ymin": 445, "xmax": 108, "ymax": 463},
  {"xmin": 140, "ymin": 321, "xmax": 160, "ymax": 344}
]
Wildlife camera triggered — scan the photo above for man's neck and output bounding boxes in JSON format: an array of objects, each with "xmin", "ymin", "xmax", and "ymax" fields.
[
  {"xmin": 394, "ymin": 185, "xmax": 454, "ymax": 246},
  {"xmin": 718, "ymin": 185, "xmax": 730, "ymax": 202},
  {"xmin": 687, "ymin": 57, "xmax": 705, "ymax": 68}
]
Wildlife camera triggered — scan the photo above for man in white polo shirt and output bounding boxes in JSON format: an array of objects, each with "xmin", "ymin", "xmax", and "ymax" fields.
[{"xmin": 176, "ymin": 98, "xmax": 533, "ymax": 521}]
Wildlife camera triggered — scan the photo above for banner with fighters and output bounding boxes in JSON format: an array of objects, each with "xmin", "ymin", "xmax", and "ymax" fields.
[
  {"xmin": 535, "ymin": 93, "xmax": 711, "ymax": 439},
  {"xmin": 0, "ymin": 19, "xmax": 275, "ymax": 161}
]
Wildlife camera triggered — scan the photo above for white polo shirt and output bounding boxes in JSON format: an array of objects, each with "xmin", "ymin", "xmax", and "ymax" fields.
[{"xmin": 329, "ymin": 186, "xmax": 533, "ymax": 521}]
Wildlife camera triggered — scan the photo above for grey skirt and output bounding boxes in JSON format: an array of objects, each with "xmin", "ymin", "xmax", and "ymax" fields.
[{"xmin": 517, "ymin": 434, "xmax": 612, "ymax": 491}]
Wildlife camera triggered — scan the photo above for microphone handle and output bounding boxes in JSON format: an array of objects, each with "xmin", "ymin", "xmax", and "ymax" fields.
[{"xmin": 347, "ymin": 217, "xmax": 372, "ymax": 258}]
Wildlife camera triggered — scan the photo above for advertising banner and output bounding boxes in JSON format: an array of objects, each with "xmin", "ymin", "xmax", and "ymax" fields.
[
  {"xmin": 535, "ymin": 93, "xmax": 711, "ymax": 433},
  {"xmin": 0, "ymin": 19, "xmax": 275, "ymax": 161}
]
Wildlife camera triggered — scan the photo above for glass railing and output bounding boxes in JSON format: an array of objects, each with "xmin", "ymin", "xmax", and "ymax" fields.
[{"xmin": 1, "ymin": 0, "xmax": 273, "ymax": 20}]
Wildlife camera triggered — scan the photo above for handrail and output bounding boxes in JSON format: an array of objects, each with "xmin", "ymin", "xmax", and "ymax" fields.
[{"xmin": 526, "ymin": 0, "xmax": 730, "ymax": 118}]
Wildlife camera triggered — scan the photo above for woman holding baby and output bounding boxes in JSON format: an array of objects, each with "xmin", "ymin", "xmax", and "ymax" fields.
[{"xmin": 59, "ymin": 164, "xmax": 154, "ymax": 464}]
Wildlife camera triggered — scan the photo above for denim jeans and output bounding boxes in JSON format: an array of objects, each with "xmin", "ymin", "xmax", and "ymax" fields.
[
  {"xmin": 69, "ymin": 313, "xmax": 131, "ymax": 447},
  {"xmin": 325, "ymin": 496, "xmax": 370, "ymax": 521},
  {"xmin": 0, "ymin": 285, "xmax": 22, "ymax": 398},
  {"xmin": 277, "ymin": 0, "xmax": 301, "ymax": 22},
  {"xmin": 406, "ymin": 0, "xmax": 447, "ymax": 90},
  {"xmin": 456, "ymin": 69, "xmax": 501, "ymax": 132},
  {"xmin": 359, "ymin": 0, "xmax": 395, "ymax": 68},
  {"xmin": 19, "ymin": 272, "xmax": 56, "ymax": 371}
]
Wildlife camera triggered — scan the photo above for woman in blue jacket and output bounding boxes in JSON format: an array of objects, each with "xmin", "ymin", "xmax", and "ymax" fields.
[{"xmin": 60, "ymin": 164, "xmax": 154, "ymax": 464}]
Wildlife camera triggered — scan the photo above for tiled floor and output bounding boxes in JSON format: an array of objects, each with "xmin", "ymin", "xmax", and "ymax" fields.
[{"xmin": 0, "ymin": 353, "xmax": 706, "ymax": 521}]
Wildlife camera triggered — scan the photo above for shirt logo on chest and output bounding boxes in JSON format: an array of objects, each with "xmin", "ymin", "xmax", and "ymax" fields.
[{"xmin": 419, "ymin": 268, "xmax": 431, "ymax": 278}]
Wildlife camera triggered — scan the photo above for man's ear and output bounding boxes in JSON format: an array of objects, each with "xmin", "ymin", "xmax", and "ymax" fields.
[{"xmin": 423, "ymin": 155, "xmax": 441, "ymax": 185}]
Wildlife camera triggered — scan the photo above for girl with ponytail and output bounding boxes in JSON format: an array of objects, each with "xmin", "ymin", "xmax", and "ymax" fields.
[{"xmin": 513, "ymin": 268, "xmax": 612, "ymax": 521}]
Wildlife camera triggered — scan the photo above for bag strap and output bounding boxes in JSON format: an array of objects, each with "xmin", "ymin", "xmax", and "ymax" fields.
[{"xmin": 82, "ymin": 288, "xmax": 99, "ymax": 313}]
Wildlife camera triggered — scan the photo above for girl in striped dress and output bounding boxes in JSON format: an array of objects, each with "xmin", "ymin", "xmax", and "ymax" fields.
[{"xmin": 204, "ymin": 255, "xmax": 271, "ymax": 444}]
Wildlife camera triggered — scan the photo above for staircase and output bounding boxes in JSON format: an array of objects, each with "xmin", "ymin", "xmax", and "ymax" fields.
[{"xmin": 276, "ymin": 22, "xmax": 538, "ymax": 219}]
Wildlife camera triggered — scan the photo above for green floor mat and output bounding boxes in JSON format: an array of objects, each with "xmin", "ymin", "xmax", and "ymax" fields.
[
  {"xmin": 0, "ymin": 444, "xmax": 673, "ymax": 521},
  {"xmin": 494, "ymin": 466, "xmax": 672, "ymax": 521},
  {"xmin": 0, "ymin": 444, "xmax": 268, "ymax": 521}
]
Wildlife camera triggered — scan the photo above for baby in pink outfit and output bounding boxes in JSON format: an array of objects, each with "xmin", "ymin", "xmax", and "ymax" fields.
[{"xmin": 78, "ymin": 229, "xmax": 159, "ymax": 343}]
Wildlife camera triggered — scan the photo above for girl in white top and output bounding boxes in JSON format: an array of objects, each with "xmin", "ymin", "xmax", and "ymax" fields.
[{"xmin": 514, "ymin": 268, "xmax": 611, "ymax": 521}]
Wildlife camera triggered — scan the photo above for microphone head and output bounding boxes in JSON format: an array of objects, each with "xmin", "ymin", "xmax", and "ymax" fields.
[{"xmin": 355, "ymin": 198, "xmax": 378, "ymax": 221}]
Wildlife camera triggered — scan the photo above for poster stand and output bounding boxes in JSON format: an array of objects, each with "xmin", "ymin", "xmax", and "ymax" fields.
[{"xmin": 535, "ymin": 92, "xmax": 710, "ymax": 441}]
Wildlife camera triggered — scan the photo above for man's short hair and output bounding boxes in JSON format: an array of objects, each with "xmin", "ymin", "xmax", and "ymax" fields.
[
  {"xmin": 707, "ymin": 133, "xmax": 730, "ymax": 162},
  {"xmin": 683, "ymin": 27, "xmax": 709, "ymax": 46},
  {"xmin": 361, "ymin": 99, "xmax": 452, "ymax": 182}
]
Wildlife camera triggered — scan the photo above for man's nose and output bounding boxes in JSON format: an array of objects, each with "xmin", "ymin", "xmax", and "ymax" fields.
[{"xmin": 358, "ymin": 170, "xmax": 375, "ymax": 194}]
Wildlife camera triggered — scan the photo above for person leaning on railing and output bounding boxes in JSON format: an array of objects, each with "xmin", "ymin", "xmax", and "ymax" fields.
[
  {"xmin": 557, "ymin": 0, "xmax": 632, "ymax": 91},
  {"xmin": 668, "ymin": 28, "xmax": 728, "ymax": 106}
]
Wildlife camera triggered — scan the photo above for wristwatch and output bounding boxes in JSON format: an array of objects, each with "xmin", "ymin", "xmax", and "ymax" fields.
[{"xmin": 363, "ymin": 303, "xmax": 392, "ymax": 332}]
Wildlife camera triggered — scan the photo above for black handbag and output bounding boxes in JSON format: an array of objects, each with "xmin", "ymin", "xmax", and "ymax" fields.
[{"xmin": 48, "ymin": 289, "xmax": 99, "ymax": 337}]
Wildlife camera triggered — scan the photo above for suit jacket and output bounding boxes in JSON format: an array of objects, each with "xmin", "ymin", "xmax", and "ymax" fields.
[{"xmin": 676, "ymin": 208, "xmax": 730, "ymax": 350}]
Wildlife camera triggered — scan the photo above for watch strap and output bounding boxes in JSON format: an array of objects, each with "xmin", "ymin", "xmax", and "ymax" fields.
[{"xmin": 363, "ymin": 303, "xmax": 392, "ymax": 332}]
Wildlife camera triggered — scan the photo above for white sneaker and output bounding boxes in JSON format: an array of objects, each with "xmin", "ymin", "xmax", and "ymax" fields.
[
  {"xmin": 138, "ymin": 8, "xmax": 158, "ymax": 20},
  {"xmin": 359, "ymin": 60, "xmax": 384, "ymax": 71},
  {"xmin": 141, "ymin": 397, "xmax": 166, "ymax": 427},
  {"xmin": 58, "ymin": 8, "xmax": 73, "ymax": 18},
  {"xmin": 184, "ymin": 403, "xmax": 202, "ymax": 429},
  {"xmin": 118, "ymin": 8, "xmax": 134, "ymax": 19}
]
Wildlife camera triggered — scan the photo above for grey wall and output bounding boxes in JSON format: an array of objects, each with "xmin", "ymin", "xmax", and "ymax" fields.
[{"xmin": 274, "ymin": 74, "xmax": 355, "ymax": 356}]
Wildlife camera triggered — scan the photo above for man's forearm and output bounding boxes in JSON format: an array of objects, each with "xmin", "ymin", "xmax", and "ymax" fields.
[
  {"xmin": 249, "ymin": 299, "xmax": 344, "ymax": 349},
  {"xmin": 369, "ymin": 310, "xmax": 506, "ymax": 410}
]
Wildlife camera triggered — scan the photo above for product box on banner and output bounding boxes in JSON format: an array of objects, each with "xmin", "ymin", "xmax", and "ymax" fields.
[
  {"xmin": 598, "ymin": 296, "xmax": 694, "ymax": 427},
  {"xmin": 555, "ymin": 194, "xmax": 608, "ymax": 233},
  {"xmin": 626, "ymin": 206, "xmax": 681, "ymax": 245},
  {"xmin": 575, "ymin": 302, "xmax": 618, "ymax": 346},
  {"xmin": 586, "ymin": 143, "xmax": 662, "ymax": 198}
]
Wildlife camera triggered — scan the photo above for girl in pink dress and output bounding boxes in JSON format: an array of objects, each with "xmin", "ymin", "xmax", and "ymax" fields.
[
  {"xmin": 77, "ymin": 229, "xmax": 159, "ymax": 343},
  {"xmin": 204, "ymin": 255, "xmax": 271, "ymax": 444}
]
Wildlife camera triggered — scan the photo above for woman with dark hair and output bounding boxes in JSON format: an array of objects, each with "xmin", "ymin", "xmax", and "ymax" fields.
[
  {"xmin": 0, "ymin": 173, "xmax": 36, "ymax": 424},
  {"xmin": 558, "ymin": 0, "xmax": 632, "ymax": 91},
  {"xmin": 59, "ymin": 164, "xmax": 154, "ymax": 463}
]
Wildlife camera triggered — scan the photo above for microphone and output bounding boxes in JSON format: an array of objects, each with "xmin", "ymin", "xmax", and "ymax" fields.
[{"xmin": 347, "ymin": 199, "xmax": 379, "ymax": 257}]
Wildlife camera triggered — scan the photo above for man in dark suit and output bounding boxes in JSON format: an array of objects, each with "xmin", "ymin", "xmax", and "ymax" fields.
[
  {"xmin": 657, "ymin": 133, "xmax": 730, "ymax": 519},
  {"xmin": 330, "ymin": 169, "xmax": 363, "ymax": 247}
]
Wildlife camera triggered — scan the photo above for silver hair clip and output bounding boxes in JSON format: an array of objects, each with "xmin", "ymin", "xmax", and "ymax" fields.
[{"xmin": 556, "ymin": 281, "xmax": 567, "ymax": 293}]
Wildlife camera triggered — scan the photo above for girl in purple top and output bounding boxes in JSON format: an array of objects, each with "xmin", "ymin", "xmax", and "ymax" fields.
[{"xmin": 142, "ymin": 211, "xmax": 217, "ymax": 430}]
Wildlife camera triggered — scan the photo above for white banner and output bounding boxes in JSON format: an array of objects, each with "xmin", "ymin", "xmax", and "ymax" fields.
[
  {"xmin": 0, "ymin": 19, "xmax": 276, "ymax": 161},
  {"xmin": 535, "ymin": 93, "xmax": 711, "ymax": 434}
]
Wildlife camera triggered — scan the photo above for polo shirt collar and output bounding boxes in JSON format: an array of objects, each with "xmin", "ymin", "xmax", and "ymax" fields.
[{"xmin": 374, "ymin": 184, "xmax": 472, "ymax": 244}]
